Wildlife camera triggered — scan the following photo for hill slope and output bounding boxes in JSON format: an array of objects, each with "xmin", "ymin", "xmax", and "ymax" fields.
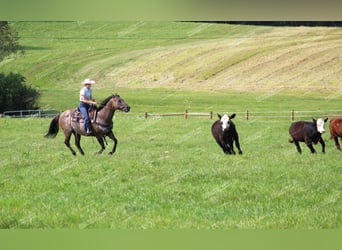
[
  {"xmin": 105, "ymin": 27, "xmax": 342, "ymax": 92},
  {"xmin": 2, "ymin": 22, "xmax": 341, "ymax": 93}
]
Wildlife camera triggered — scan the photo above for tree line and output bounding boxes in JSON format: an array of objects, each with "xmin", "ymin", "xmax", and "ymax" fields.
[{"xmin": 0, "ymin": 21, "xmax": 39, "ymax": 113}]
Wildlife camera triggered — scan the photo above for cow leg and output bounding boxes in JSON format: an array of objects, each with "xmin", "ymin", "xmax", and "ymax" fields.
[
  {"xmin": 319, "ymin": 137, "xmax": 326, "ymax": 153},
  {"xmin": 223, "ymin": 144, "xmax": 232, "ymax": 154},
  {"xmin": 305, "ymin": 140, "xmax": 316, "ymax": 154},
  {"xmin": 234, "ymin": 134, "xmax": 243, "ymax": 155},
  {"xmin": 333, "ymin": 136, "xmax": 341, "ymax": 151},
  {"xmin": 216, "ymin": 140, "xmax": 231, "ymax": 154},
  {"xmin": 74, "ymin": 133, "xmax": 85, "ymax": 155},
  {"xmin": 307, "ymin": 143, "xmax": 316, "ymax": 154},
  {"xmin": 293, "ymin": 140, "xmax": 302, "ymax": 154},
  {"xmin": 227, "ymin": 139, "xmax": 235, "ymax": 155}
]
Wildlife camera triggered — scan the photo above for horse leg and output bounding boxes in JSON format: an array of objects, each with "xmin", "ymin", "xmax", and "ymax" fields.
[
  {"xmin": 319, "ymin": 137, "xmax": 326, "ymax": 154},
  {"xmin": 64, "ymin": 132, "xmax": 76, "ymax": 156},
  {"xmin": 96, "ymin": 137, "xmax": 106, "ymax": 155},
  {"xmin": 293, "ymin": 140, "xmax": 302, "ymax": 154},
  {"xmin": 107, "ymin": 131, "xmax": 118, "ymax": 155},
  {"xmin": 74, "ymin": 133, "xmax": 85, "ymax": 155}
]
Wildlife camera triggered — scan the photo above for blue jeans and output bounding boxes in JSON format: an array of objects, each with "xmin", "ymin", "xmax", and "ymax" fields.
[{"xmin": 79, "ymin": 102, "xmax": 91, "ymax": 131}]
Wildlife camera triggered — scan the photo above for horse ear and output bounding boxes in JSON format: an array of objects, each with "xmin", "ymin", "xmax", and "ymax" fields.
[
  {"xmin": 312, "ymin": 117, "xmax": 316, "ymax": 122},
  {"xmin": 230, "ymin": 113, "xmax": 236, "ymax": 119},
  {"xmin": 217, "ymin": 113, "xmax": 222, "ymax": 119},
  {"xmin": 324, "ymin": 117, "xmax": 328, "ymax": 122}
]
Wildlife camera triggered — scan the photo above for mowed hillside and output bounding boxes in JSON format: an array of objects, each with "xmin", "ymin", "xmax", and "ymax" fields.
[
  {"xmin": 2, "ymin": 22, "xmax": 342, "ymax": 93},
  {"xmin": 113, "ymin": 29, "xmax": 341, "ymax": 92}
]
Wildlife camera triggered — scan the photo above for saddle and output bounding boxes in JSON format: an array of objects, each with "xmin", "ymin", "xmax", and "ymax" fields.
[{"xmin": 71, "ymin": 107, "xmax": 97, "ymax": 123}]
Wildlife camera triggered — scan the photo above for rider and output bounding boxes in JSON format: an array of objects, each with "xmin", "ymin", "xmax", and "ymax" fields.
[{"xmin": 79, "ymin": 78, "xmax": 97, "ymax": 135}]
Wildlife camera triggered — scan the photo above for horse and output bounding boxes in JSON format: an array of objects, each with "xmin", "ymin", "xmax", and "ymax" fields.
[
  {"xmin": 211, "ymin": 113, "xmax": 243, "ymax": 155},
  {"xmin": 288, "ymin": 117, "xmax": 328, "ymax": 154},
  {"xmin": 329, "ymin": 117, "xmax": 342, "ymax": 152},
  {"xmin": 45, "ymin": 94, "xmax": 130, "ymax": 155}
]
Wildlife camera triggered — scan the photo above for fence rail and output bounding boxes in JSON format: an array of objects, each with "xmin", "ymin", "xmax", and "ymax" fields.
[
  {"xmin": 1, "ymin": 109, "xmax": 60, "ymax": 118},
  {"xmin": 145, "ymin": 110, "xmax": 342, "ymax": 121}
]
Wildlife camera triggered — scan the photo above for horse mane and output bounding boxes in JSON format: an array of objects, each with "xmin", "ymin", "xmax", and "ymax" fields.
[{"xmin": 97, "ymin": 94, "xmax": 120, "ymax": 111}]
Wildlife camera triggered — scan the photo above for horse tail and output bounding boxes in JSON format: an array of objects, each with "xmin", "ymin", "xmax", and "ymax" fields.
[{"xmin": 45, "ymin": 114, "xmax": 60, "ymax": 138}]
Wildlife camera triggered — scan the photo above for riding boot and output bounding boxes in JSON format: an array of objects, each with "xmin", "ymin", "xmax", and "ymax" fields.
[
  {"xmin": 86, "ymin": 122, "xmax": 92, "ymax": 136},
  {"xmin": 85, "ymin": 127, "xmax": 90, "ymax": 135}
]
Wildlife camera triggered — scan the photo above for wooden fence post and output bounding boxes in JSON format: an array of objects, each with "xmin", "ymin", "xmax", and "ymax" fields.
[
  {"xmin": 210, "ymin": 111, "xmax": 213, "ymax": 119},
  {"xmin": 145, "ymin": 112, "xmax": 148, "ymax": 119},
  {"xmin": 184, "ymin": 110, "xmax": 188, "ymax": 119},
  {"xmin": 291, "ymin": 110, "xmax": 294, "ymax": 121},
  {"xmin": 246, "ymin": 110, "xmax": 249, "ymax": 121}
]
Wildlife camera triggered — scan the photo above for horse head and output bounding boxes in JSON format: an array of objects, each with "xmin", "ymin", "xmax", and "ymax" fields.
[{"xmin": 111, "ymin": 94, "xmax": 130, "ymax": 112}]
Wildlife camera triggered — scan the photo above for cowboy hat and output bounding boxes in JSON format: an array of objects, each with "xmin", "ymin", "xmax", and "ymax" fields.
[{"xmin": 83, "ymin": 78, "xmax": 96, "ymax": 84}]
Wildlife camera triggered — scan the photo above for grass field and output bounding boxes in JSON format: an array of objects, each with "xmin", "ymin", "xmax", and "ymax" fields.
[{"xmin": 0, "ymin": 22, "xmax": 341, "ymax": 228}]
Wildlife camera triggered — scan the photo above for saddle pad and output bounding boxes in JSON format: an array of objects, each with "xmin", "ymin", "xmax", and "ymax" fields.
[
  {"xmin": 71, "ymin": 108, "xmax": 83, "ymax": 123},
  {"xmin": 71, "ymin": 108, "xmax": 96, "ymax": 123}
]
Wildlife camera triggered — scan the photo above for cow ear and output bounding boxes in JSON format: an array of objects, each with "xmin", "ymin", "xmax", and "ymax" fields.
[
  {"xmin": 324, "ymin": 117, "xmax": 328, "ymax": 122},
  {"xmin": 230, "ymin": 113, "xmax": 236, "ymax": 119},
  {"xmin": 217, "ymin": 113, "xmax": 222, "ymax": 119}
]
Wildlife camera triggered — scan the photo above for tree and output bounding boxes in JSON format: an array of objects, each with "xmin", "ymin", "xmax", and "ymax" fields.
[
  {"xmin": 0, "ymin": 22, "xmax": 39, "ymax": 112},
  {"xmin": 0, "ymin": 21, "xmax": 21, "ymax": 62},
  {"xmin": 0, "ymin": 73, "xmax": 40, "ymax": 113}
]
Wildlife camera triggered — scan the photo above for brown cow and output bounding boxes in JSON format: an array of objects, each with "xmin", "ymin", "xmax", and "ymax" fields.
[
  {"xmin": 289, "ymin": 118, "xmax": 328, "ymax": 154},
  {"xmin": 329, "ymin": 117, "xmax": 342, "ymax": 152}
]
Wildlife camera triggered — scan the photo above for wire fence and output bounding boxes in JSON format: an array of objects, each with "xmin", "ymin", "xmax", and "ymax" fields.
[
  {"xmin": 1, "ymin": 109, "xmax": 60, "ymax": 118},
  {"xmin": 2, "ymin": 109, "xmax": 342, "ymax": 121},
  {"xmin": 144, "ymin": 110, "xmax": 342, "ymax": 121}
]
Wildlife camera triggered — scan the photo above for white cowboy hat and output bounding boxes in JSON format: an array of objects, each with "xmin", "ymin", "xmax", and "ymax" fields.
[{"xmin": 83, "ymin": 78, "xmax": 96, "ymax": 84}]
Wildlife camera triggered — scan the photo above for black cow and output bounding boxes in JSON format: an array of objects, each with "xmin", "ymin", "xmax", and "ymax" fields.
[
  {"xmin": 289, "ymin": 117, "xmax": 328, "ymax": 154},
  {"xmin": 211, "ymin": 113, "xmax": 242, "ymax": 155}
]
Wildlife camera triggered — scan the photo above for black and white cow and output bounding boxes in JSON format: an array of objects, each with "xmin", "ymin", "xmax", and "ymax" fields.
[
  {"xmin": 289, "ymin": 117, "xmax": 328, "ymax": 154},
  {"xmin": 211, "ymin": 113, "xmax": 243, "ymax": 155}
]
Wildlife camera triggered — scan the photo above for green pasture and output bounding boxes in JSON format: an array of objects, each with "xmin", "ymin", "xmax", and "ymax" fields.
[
  {"xmin": 0, "ymin": 22, "xmax": 341, "ymax": 228},
  {"xmin": 0, "ymin": 91, "xmax": 341, "ymax": 229}
]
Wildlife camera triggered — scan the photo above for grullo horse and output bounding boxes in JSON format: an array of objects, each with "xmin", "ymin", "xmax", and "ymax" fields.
[{"xmin": 45, "ymin": 94, "xmax": 130, "ymax": 155}]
